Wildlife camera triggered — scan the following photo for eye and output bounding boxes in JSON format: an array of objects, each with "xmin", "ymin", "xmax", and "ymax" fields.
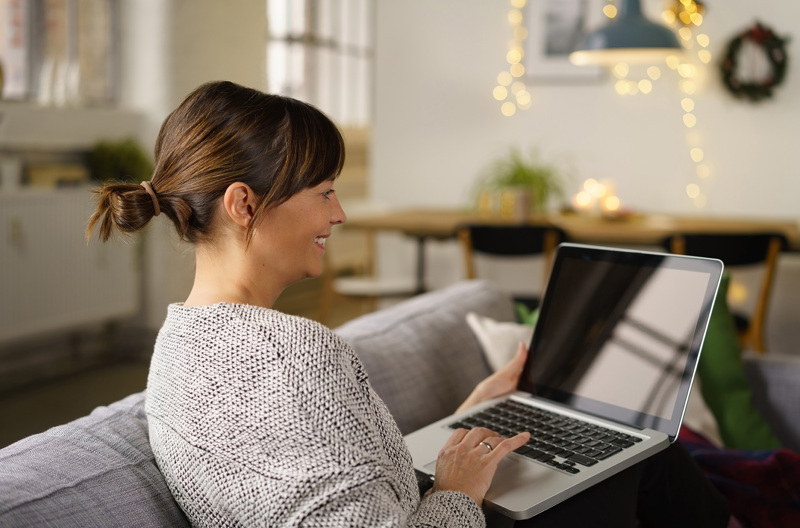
[{"xmin": 323, "ymin": 189, "xmax": 335, "ymax": 198}]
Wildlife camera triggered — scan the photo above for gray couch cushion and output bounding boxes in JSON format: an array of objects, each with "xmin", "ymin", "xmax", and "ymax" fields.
[
  {"xmin": 335, "ymin": 279, "xmax": 515, "ymax": 435},
  {"xmin": 744, "ymin": 353, "xmax": 800, "ymax": 453},
  {"xmin": 0, "ymin": 392, "xmax": 189, "ymax": 528}
]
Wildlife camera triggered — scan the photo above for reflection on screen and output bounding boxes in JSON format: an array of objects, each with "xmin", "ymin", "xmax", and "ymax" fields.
[{"xmin": 525, "ymin": 256, "xmax": 712, "ymax": 425}]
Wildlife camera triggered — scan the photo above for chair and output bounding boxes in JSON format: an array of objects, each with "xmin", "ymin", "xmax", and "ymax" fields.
[
  {"xmin": 661, "ymin": 232, "xmax": 787, "ymax": 354},
  {"xmin": 458, "ymin": 224, "xmax": 567, "ymax": 312},
  {"xmin": 317, "ymin": 227, "xmax": 416, "ymax": 325}
]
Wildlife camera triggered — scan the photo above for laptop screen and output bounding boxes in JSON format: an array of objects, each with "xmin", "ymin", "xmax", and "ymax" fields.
[{"xmin": 519, "ymin": 243, "xmax": 723, "ymax": 441}]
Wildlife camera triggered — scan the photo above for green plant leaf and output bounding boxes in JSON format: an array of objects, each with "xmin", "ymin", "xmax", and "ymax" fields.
[{"xmin": 87, "ymin": 138, "xmax": 153, "ymax": 183}]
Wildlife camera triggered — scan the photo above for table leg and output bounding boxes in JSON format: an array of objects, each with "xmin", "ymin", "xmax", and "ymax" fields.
[{"xmin": 415, "ymin": 237, "xmax": 426, "ymax": 294}]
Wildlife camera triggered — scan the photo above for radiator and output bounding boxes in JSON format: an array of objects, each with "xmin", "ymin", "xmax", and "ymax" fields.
[{"xmin": 0, "ymin": 188, "xmax": 139, "ymax": 343}]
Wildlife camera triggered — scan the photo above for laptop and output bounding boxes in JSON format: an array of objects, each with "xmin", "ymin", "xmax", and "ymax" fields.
[{"xmin": 405, "ymin": 243, "xmax": 723, "ymax": 520}]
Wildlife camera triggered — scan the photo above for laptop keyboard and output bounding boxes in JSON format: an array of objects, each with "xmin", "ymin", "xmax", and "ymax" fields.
[{"xmin": 449, "ymin": 400, "xmax": 642, "ymax": 475}]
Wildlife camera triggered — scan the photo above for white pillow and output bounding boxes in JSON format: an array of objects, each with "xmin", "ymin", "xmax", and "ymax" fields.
[
  {"xmin": 465, "ymin": 312, "xmax": 724, "ymax": 447},
  {"xmin": 465, "ymin": 312, "xmax": 533, "ymax": 372}
]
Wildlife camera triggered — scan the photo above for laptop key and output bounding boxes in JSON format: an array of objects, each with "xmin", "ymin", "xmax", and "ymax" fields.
[
  {"xmin": 610, "ymin": 437, "xmax": 636, "ymax": 448},
  {"xmin": 567, "ymin": 453, "xmax": 599, "ymax": 466},
  {"xmin": 595, "ymin": 447, "xmax": 623, "ymax": 460}
]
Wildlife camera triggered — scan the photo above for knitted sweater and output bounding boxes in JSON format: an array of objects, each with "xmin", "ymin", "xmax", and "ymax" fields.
[{"xmin": 146, "ymin": 303, "xmax": 485, "ymax": 528}]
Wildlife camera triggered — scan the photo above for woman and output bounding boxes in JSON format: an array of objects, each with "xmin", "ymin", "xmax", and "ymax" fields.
[{"xmin": 87, "ymin": 81, "xmax": 728, "ymax": 527}]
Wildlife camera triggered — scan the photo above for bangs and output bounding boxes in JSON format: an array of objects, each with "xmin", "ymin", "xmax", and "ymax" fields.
[
  {"xmin": 296, "ymin": 104, "xmax": 346, "ymax": 187},
  {"xmin": 270, "ymin": 97, "xmax": 345, "ymax": 201}
]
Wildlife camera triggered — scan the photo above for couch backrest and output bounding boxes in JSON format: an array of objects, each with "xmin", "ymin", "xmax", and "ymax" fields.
[
  {"xmin": 335, "ymin": 279, "xmax": 515, "ymax": 434},
  {"xmin": 0, "ymin": 392, "xmax": 190, "ymax": 528}
]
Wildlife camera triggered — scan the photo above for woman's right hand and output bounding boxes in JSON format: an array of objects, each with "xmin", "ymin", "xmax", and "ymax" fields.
[{"xmin": 431, "ymin": 426, "xmax": 530, "ymax": 506}]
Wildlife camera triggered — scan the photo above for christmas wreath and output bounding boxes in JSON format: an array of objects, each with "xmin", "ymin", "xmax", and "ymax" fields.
[{"xmin": 720, "ymin": 22, "xmax": 789, "ymax": 102}]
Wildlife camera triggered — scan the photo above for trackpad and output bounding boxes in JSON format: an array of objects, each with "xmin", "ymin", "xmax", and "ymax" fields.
[{"xmin": 423, "ymin": 455, "xmax": 522, "ymax": 478}]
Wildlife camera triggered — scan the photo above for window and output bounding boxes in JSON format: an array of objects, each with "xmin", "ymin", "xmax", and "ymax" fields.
[
  {"xmin": 0, "ymin": 0, "xmax": 118, "ymax": 105},
  {"xmin": 267, "ymin": 0, "xmax": 374, "ymax": 126}
]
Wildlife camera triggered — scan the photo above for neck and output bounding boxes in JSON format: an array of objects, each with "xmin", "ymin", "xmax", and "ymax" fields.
[{"xmin": 184, "ymin": 243, "xmax": 284, "ymax": 309}]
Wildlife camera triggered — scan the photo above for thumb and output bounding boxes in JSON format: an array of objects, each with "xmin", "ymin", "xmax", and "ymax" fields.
[
  {"xmin": 510, "ymin": 342, "xmax": 528, "ymax": 369},
  {"xmin": 498, "ymin": 343, "xmax": 527, "ymax": 378}
]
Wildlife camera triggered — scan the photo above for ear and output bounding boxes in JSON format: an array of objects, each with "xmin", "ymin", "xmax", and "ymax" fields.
[{"xmin": 222, "ymin": 182, "xmax": 258, "ymax": 228}]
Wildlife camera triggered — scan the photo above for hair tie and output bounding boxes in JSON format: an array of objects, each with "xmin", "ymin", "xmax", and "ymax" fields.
[{"xmin": 140, "ymin": 181, "xmax": 161, "ymax": 217}]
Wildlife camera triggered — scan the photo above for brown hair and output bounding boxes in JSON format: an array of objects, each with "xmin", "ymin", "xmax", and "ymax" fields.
[{"xmin": 87, "ymin": 81, "xmax": 345, "ymax": 244}]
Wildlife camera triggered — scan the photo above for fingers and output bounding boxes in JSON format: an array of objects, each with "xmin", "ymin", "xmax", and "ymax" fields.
[
  {"xmin": 512, "ymin": 342, "xmax": 528, "ymax": 368},
  {"xmin": 498, "ymin": 342, "xmax": 528, "ymax": 376},
  {"xmin": 487, "ymin": 431, "xmax": 530, "ymax": 461},
  {"xmin": 447, "ymin": 426, "xmax": 530, "ymax": 459},
  {"xmin": 442, "ymin": 427, "xmax": 469, "ymax": 449},
  {"xmin": 461, "ymin": 426, "xmax": 498, "ymax": 448}
]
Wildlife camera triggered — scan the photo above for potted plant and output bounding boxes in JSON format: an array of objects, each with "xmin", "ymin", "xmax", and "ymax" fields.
[
  {"xmin": 87, "ymin": 138, "xmax": 154, "ymax": 183},
  {"xmin": 474, "ymin": 147, "xmax": 568, "ymax": 219}
]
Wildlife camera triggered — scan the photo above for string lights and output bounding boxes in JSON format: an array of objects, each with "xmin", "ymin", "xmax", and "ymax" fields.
[
  {"xmin": 602, "ymin": 0, "xmax": 711, "ymax": 208},
  {"xmin": 495, "ymin": 1, "xmax": 713, "ymax": 207},
  {"xmin": 664, "ymin": 0, "xmax": 711, "ymax": 209},
  {"xmin": 494, "ymin": 0, "xmax": 531, "ymax": 116}
]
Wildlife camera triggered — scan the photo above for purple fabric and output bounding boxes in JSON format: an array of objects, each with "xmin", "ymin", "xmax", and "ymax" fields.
[{"xmin": 679, "ymin": 426, "xmax": 800, "ymax": 528}]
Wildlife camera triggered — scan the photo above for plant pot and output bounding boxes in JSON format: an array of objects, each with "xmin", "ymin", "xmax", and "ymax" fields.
[{"xmin": 499, "ymin": 187, "xmax": 533, "ymax": 221}]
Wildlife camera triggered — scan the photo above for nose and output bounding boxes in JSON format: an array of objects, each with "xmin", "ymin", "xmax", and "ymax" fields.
[{"xmin": 331, "ymin": 194, "xmax": 347, "ymax": 225}]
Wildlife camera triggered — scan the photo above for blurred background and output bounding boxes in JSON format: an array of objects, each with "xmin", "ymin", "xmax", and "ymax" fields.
[{"xmin": 2, "ymin": 0, "xmax": 800, "ymax": 447}]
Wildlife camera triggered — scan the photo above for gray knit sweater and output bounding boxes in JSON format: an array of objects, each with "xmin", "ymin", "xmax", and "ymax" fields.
[{"xmin": 146, "ymin": 303, "xmax": 485, "ymax": 527}]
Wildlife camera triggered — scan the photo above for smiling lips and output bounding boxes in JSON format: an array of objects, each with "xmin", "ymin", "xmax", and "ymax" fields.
[{"xmin": 314, "ymin": 236, "xmax": 328, "ymax": 249}]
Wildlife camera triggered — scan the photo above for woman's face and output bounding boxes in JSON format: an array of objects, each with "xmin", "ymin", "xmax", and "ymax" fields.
[{"xmin": 251, "ymin": 179, "xmax": 346, "ymax": 289}]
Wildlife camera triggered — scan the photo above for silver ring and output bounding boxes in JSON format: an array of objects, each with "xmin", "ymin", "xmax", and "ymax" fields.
[{"xmin": 479, "ymin": 441, "xmax": 493, "ymax": 452}]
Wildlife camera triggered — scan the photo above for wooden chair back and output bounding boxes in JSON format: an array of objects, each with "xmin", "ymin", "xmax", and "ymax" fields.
[
  {"xmin": 458, "ymin": 224, "xmax": 567, "ymax": 306},
  {"xmin": 663, "ymin": 232, "xmax": 786, "ymax": 354}
]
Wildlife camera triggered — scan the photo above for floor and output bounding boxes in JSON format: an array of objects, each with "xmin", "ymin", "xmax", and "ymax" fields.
[
  {"xmin": 0, "ymin": 285, "xmax": 375, "ymax": 449},
  {"xmin": 0, "ymin": 360, "xmax": 151, "ymax": 448}
]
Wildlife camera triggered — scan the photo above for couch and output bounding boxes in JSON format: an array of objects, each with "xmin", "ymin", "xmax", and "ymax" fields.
[{"xmin": 1, "ymin": 279, "xmax": 798, "ymax": 527}]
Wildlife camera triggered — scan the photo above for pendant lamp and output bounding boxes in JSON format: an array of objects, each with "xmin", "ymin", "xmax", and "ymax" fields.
[{"xmin": 570, "ymin": 0, "xmax": 682, "ymax": 66}]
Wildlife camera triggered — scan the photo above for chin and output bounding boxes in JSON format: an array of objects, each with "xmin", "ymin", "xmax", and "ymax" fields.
[{"xmin": 305, "ymin": 268, "xmax": 324, "ymax": 280}]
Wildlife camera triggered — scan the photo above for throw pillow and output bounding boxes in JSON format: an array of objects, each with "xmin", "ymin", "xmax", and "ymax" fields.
[
  {"xmin": 697, "ymin": 273, "xmax": 782, "ymax": 450},
  {"xmin": 465, "ymin": 312, "xmax": 533, "ymax": 372}
]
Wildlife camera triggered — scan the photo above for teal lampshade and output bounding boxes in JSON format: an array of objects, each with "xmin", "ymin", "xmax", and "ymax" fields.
[{"xmin": 570, "ymin": 0, "xmax": 682, "ymax": 66}]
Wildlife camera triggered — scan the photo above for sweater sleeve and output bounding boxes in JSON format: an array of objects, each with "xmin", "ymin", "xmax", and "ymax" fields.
[{"xmin": 303, "ymin": 484, "xmax": 485, "ymax": 528}]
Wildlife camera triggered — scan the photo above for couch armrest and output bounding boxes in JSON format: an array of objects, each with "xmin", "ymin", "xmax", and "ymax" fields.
[
  {"xmin": 335, "ymin": 280, "xmax": 516, "ymax": 435},
  {"xmin": 743, "ymin": 353, "xmax": 800, "ymax": 452}
]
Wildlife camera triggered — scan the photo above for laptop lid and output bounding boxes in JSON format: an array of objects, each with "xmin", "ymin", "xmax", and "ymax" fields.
[{"xmin": 519, "ymin": 243, "xmax": 723, "ymax": 442}]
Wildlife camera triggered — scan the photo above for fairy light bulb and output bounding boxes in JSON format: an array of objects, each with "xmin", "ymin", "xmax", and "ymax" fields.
[{"xmin": 494, "ymin": 0, "xmax": 531, "ymax": 115}]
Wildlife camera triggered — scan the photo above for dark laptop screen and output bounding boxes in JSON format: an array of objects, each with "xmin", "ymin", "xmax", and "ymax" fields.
[{"xmin": 519, "ymin": 244, "xmax": 722, "ymax": 441}]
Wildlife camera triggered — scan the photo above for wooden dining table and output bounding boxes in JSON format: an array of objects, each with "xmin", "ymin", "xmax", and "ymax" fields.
[{"xmin": 344, "ymin": 208, "xmax": 800, "ymax": 293}]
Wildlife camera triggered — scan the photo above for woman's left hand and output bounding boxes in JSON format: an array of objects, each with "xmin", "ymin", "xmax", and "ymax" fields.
[{"xmin": 456, "ymin": 342, "xmax": 528, "ymax": 414}]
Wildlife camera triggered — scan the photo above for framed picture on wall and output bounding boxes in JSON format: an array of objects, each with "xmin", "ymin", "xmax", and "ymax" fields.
[{"xmin": 524, "ymin": 0, "xmax": 605, "ymax": 82}]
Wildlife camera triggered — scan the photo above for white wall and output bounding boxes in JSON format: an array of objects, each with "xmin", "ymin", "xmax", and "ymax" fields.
[
  {"xmin": 372, "ymin": 0, "xmax": 800, "ymax": 218},
  {"xmin": 370, "ymin": 0, "xmax": 800, "ymax": 354}
]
